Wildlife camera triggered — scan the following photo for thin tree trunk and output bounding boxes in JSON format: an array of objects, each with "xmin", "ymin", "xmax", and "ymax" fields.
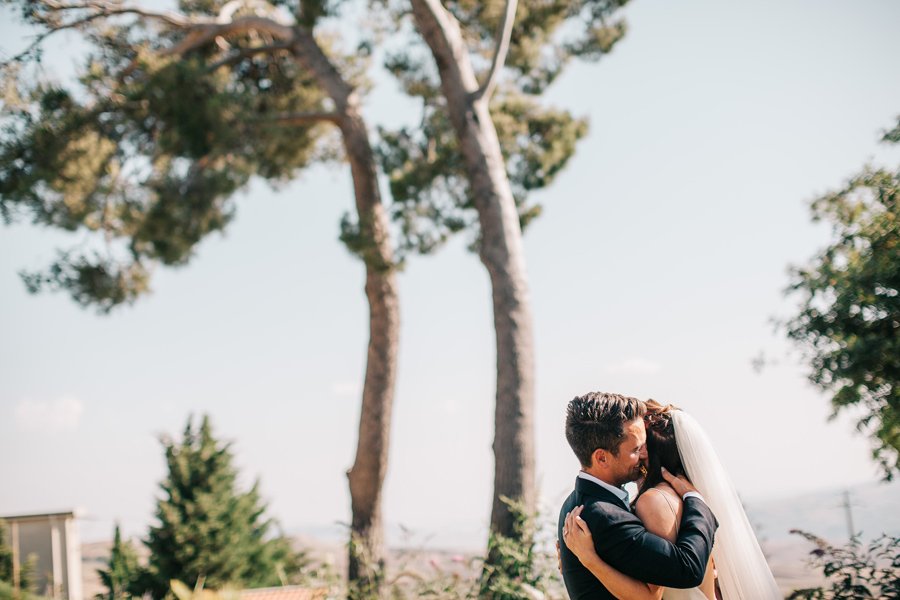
[
  {"xmin": 189, "ymin": 21, "xmax": 401, "ymax": 596},
  {"xmin": 341, "ymin": 110, "xmax": 399, "ymax": 599},
  {"xmin": 291, "ymin": 29, "xmax": 400, "ymax": 599},
  {"xmin": 345, "ymin": 120, "xmax": 399, "ymax": 598},
  {"xmin": 408, "ymin": 0, "xmax": 536, "ymax": 544},
  {"xmin": 23, "ymin": 6, "xmax": 399, "ymax": 597}
]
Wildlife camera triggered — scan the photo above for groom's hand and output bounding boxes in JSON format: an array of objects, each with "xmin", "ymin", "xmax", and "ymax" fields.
[{"xmin": 661, "ymin": 466, "xmax": 698, "ymax": 497}]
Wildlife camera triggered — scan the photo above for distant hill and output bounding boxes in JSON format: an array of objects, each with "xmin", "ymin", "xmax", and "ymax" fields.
[
  {"xmin": 81, "ymin": 480, "xmax": 898, "ymax": 597},
  {"xmin": 743, "ymin": 478, "xmax": 900, "ymax": 595},
  {"xmin": 745, "ymin": 478, "xmax": 900, "ymax": 544}
]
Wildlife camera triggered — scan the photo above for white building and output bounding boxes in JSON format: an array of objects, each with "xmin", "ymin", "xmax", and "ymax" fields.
[{"xmin": 1, "ymin": 510, "xmax": 83, "ymax": 600}]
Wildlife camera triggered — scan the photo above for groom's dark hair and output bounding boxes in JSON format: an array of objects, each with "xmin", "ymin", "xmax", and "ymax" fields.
[{"xmin": 566, "ymin": 392, "xmax": 645, "ymax": 467}]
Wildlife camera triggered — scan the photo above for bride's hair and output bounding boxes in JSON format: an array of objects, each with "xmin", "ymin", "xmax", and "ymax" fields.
[{"xmin": 637, "ymin": 399, "xmax": 686, "ymax": 499}]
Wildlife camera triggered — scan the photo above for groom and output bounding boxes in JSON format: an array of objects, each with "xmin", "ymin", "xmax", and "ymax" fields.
[{"xmin": 558, "ymin": 392, "xmax": 718, "ymax": 599}]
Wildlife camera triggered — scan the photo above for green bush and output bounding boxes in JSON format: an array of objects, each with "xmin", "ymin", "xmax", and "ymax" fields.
[
  {"xmin": 0, "ymin": 523, "xmax": 37, "ymax": 597},
  {"xmin": 377, "ymin": 499, "xmax": 564, "ymax": 600},
  {"xmin": 788, "ymin": 530, "xmax": 900, "ymax": 599},
  {"xmin": 478, "ymin": 501, "xmax": 548, "ymax": 600},
  {"xmin": 0, "ymin": 580, "xmax": 48, "ymax": 600}
]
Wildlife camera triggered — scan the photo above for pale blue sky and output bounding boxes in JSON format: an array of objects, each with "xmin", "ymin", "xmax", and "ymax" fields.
[{"xmin": 2, "ymin": 0, "xmax": 899, "ymax": 548}]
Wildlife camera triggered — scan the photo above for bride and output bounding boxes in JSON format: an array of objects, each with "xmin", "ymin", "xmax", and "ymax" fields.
[{"xmin": 562, "ymin": 401, "xmax": 781, "ymax": 599}]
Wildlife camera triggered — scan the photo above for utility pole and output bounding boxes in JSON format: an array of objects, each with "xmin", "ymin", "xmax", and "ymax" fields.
[{"xmin": 841, "ymin": 489, "xmax": 856, "ymax": 539}]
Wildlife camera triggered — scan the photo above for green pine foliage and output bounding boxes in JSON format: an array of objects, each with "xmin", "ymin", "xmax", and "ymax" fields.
[
  {"xmin": 0, "ymin": 581, "xmax": 41, "ymax": 600},
  {"xmin": 0, "ymin": 1, "xmax": 339, "ymax": 312},
  {"xmin": 0, "ymin": 521, "xmax": 12, "ymax": 586},
  {"xmin": 373, "ymin": 0, "xmax": 627, "ymax": 259},
  {"xmin": 385, "ymin": 0, "xmax": 630, "ymax": 95},
  {"xmin": 477, "ymin": 497, "xmax": 550, "ymax": 600},
  {"xmin": 786, "ymin": 117, "xmax": 900, "ymax": 479},
  {"xmin": 0, "ymin": 521, "xmax": 37, "ymax": 595},
  {"xmin": 96, "ymin": 525, "xmax": 142, "ymax": 600},
  {"xmin": 141, "ymin": 415, "xmax": 307, "ymax": 598},
  {"xmin": 0, "ymin": 581, "xmax": 16, "ymax": 600}
]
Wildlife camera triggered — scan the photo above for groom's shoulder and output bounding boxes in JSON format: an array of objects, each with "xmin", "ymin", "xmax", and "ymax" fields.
[
  {"xmin": 582, "ymin": 498, "xmax": 633, "ymax": 517},
  {"xmin": 581, "ymin": 498, "xmax": 640, "ymax": 530}
]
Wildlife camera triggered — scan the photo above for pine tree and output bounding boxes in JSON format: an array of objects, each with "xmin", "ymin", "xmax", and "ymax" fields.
[
  {"xmin": 0, "ymin": 521, "xmax": 36, "ymax": 595},
  {"xmin": 0, "ymin": 521, "xmax": 12, "ymax": 585},
  {"xmin": 2, "ymin": 2, "xmax": 399, "ymax": 591},
  {"xmin": 381, "ymin": 0, "xmax": 627, "ymax": 565},
  {"xmin": 96, "ymin": 524, "xmax": 141, "ymax": 600},
  {"xmin": 142, "ymin": 415, "xmax": 305, "ymax": 598}
]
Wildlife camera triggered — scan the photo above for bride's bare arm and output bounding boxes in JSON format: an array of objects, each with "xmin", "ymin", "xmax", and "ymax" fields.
[{"xmin": 563, "ymin": 506, "xmax": 664, "ymax": 600}]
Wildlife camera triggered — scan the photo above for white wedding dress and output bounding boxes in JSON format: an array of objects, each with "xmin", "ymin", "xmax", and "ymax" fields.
[
  {"xmin": 659, "ymin": 411, "xmax": 782, "ymax": 600},
  {"xmin": 662, "ymin": 585, "xmax": 709, "ymax": 600}
]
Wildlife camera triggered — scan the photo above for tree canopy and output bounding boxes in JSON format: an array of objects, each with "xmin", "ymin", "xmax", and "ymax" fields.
[
  {"xmin": 375, "ymin": 0, "xmax": 628, "ymax": 256},
  {"xmin": 1, "ymin": 0, "xmax": 629, "ymax": 589},
  {"xmin": 1, "ymin": 2, "xmax": 400, "ymax": 595},
  {"xmin": 786, "ymin": 117, "xmax": 900, "ymax": 479},
  {"xmin": 0, "ymin": 0, "xmax": 345, "ymax": 311}
]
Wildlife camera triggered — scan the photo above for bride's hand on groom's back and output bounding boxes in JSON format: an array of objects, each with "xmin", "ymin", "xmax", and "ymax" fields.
[
  {"xmin": 563, "ymin": 505, "xmax": 598, "ymax": 563},
  {"xmin": 660, "ymin": 466, "xmax": 698, "ymax": 498}
]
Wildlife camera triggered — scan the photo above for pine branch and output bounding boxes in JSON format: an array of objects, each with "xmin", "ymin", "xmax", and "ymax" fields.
[
  {"xmin": 408, "ymin": 0, "xmax": 480, "ymax": 95},
  {"xmin": 268, "ymin": 111, "xmax": 340, "ymax": 125},
  {"xmin": 472, "ymin": 0, "xmax": 518, "ymax": 104},
  {"xmin": 162, "ymin": 17, "xmax": 295, "ymax": 57},
  {"xmin": 2, "ymin": 0, "xmax": 295, "ymax": 66},
  {"xmin": 206, "ymin": 42, "xmax": 293, "ymax": 71}
]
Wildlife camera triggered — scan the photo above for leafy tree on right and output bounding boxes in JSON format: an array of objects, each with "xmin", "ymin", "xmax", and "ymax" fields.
[{"xmin": 785, "ymin": 117, "xmax": 900, "ymax": 479}]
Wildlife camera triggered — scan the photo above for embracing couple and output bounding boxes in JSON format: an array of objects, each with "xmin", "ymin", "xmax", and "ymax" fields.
[{"xmin": 557, "ymin": 392, "xmax": 781, "ymax": 599}]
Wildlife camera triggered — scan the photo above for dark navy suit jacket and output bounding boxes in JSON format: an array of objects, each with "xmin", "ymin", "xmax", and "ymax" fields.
[{"xmin": 558, "ymin": 476, "xmax": 718, "ymax": 600}]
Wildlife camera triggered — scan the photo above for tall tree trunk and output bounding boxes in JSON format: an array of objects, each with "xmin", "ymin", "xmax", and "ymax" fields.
[
  {"xmin": 341, "ymin": 110, "xmax": 399, "ymax": 599},
  {"xmin": 186, "ymin": 22, "xmax": 401, "ymax": 596},
  {"xmin": 186, "ymin": 21, "xmax": 402, "ymax": 596},
  {"xmin": 291, "ymin": 30, "xmax": 400, "ymax": 599},
  {"xmin": 343, "ymin": 112, "xmax": 399, "ymax": 598},
  {"xmin": 408, "ymin": 0, "xmax": 536, "ymax": 544},
  {"xmin": 13, "ymin": 6, "xmax": 399, "ymax": 597}
]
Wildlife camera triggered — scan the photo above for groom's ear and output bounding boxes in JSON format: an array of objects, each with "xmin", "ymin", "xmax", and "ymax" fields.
[{"xmin": 591, "ymin": 448, "xmax": 608, "ymax": 468}]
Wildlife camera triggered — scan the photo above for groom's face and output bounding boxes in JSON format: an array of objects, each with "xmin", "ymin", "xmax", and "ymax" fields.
[{"xmin": 607, "ymin": 418, "xmax": 648, "ymax": 486}]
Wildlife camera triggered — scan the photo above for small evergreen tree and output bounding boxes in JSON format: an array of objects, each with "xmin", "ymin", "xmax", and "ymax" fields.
[
  {"xmin": 0, "ymin": 521, "xmax": 36, "ymax": 595},
  {"xmin": 0, "ymin": 521, "xmax": 12, "ymax": 585},
  {"xmin": 96, "ymin": 524, "xmax": 141, "ymax": 600},
  {"xmin": 2, "ymin": 2, "xmax": 400, "ymax": 591},
  {"xmin": 141, "ymin": 415, "xmax": 305, "ymax": 598}
]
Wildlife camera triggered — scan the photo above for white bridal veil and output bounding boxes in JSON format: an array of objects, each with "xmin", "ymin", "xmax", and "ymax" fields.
[{"xmin": 671, "ymin": 410, "xmax": 782, "ymax": 599}]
